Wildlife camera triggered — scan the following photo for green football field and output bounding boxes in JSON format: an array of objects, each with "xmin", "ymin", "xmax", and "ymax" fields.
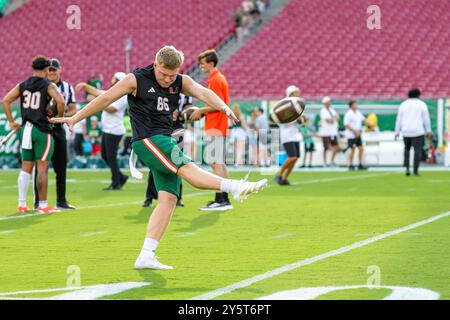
[{"xmin": 0, "ymin": 169, "xmax": 449, "ymax": 300}]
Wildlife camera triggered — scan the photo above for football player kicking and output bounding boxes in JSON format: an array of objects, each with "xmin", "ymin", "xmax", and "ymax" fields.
[{"xmin": 51, "ymin": 46, "xmax": 268, "ymax": 270}]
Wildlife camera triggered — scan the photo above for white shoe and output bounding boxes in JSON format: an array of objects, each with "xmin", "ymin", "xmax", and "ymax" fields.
[
  {"xmin": 231, "ymin": 178, "xmax": 268, "ymax": 203},
  {"xmin": 134, "ymin": 255, "xmax": 173, "ymax": 270}
]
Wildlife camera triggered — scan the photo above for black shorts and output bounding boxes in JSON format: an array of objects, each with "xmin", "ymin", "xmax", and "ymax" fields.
[
  {"xmin": 304, "ymin": 141, "xmax": 315, "ymax": 152},
  {"xmin": 322, "ymin": 136, "xmax": 338, "ymax": 150},
  {"xmin": 348, "ymin": 137, "xmax": 363, "ymax": 148},
  {"xmin": 283, "ymin": 142, "xmax": 300, "ymax": 158}
]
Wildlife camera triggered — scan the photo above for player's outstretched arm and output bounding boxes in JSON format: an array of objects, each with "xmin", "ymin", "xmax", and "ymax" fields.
[
  {"xmin": 48, "ymin": 83, "xmax": 66, "ymax": 117},
  {"xmin": 1, "ymin": 84, "xmax": 21, "ymax": 130},
  {"xmin": 181, "ymin": 75, "xmax": 238, "ymax": 122},
  {"xmin": 51, "ymin": 74, "xmax": 137, "ymax": 131},
  {"xmin": 75, "ymin": 82, "xmax": 106, "ymax": 97}
]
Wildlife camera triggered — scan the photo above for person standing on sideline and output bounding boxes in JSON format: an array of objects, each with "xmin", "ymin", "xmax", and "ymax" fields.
[
  {"xmin": 319, "ymin": 96, "xmax": 340, "ymax": 166},
  {"xmin": 121, "ymin": 110, "xmax": 133, "ymax": 156},
  {"xmin": 33, "ymin": 58, "xmax": 77, "ymax": 210},
  {"xmin": 395, "ymin": 88, "xmax": 432, "ymax": 176},
  {"xmin": 300, "ymin": 117, "xmax": 316, "ymax": 168},
  {"xmin": 344, "ymin": 100, "xmax": 367, "ymax": 171},
  {"xmin": 229, "ymin": 103, "xmax": 248, "ymax": 167},
  {"xmin": 76, "ymin": 72, "xmax": 129, "ymax": 190},
  {"xmin": 254, "ymin": 107, "xmax": 270, "ymax": 167},
  {"xmin": 2, "ymin": 56, "xmax": 65, "ymax": 214},
  {"xmin": 191, "ymin": 49, "xmax": 232, "ymax": 211},
  {"xmin": 273, "ymin": 85, "xmax": 302, "ymax": 185}
]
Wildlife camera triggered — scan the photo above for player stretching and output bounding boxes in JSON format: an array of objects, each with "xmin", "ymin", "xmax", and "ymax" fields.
[
  {"xmin": 51, "ymin": 46, "xmax": 268, "ymax": 270},
  {"xmin": 1, "ymin": 56, "xmax": 65, "ymax": 213}
]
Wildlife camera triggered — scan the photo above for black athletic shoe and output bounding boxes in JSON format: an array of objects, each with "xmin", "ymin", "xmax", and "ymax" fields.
[
  {"xmin": 358, "ymin": 165, "xmax": 368, "ymax": 170},
  {"xmin": 200, "ymin": 201, "xmax": 233, "ymax": 211},
  {"xmin": 176, "ymin": 200, "xmax": 185, "ymax": 207},
  {"xmin": 406, "ymin": 171, "xmax": 411, "ymax": 176},
  {"xmin": 280, "ymin": 179, "xmax": 291, "ymax": 186},
  {"xmin": 142, "ymin": 199, "xmax": 153, "ymax": 207},
  {"xmin": 414, "ymin": 172, "xmax": 420, "ymax": 177},
  {"xmin": 103, "ymin": 185, "xmax": 122, "ymax": 190},
  {"xmin": 349, "ymin": 165, "xmax": 355, "ymax": 171},
  {"xmin": 56, "ymin": 202, "xmax": 76, "ymax": 210},
  {"xmin": 120, "ymin": 175, "xmax": 129, "ymax": 187},
  {"xmin": 273, "ymin": 176, "xmax": 282, "ymax": 185}
]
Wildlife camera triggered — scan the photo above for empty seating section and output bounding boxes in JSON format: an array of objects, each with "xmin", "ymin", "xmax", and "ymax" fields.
[
  {"xmin": 0, "ymin": 0, "xmax": 242, "ymax": 99},
  {"xmin": 220, "ymin": 0, "xmax": 450, "ymax": 99}
]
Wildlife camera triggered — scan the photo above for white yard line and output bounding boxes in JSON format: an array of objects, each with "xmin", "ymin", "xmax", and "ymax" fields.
[
  {"xmin": 0, "ymin": 230, "xmax": 16, "ymax": 235},
  {"xmin": 0, "ymin": 191, "xmax": 211, "ymax": 221},
  {"xmin": 291, "ymin": 172, "xmax": 391, "ymax": 186},
  {"xmin": 272, "ymin": 233, "xmax": 294, "ymax": 239},
  {"xmin": 82, "ymin": 231, "xmax": 108, "ymax": 237},
  {"xmin": 191, "ymin": 210, "xmax": 450, "ymax": 300}
]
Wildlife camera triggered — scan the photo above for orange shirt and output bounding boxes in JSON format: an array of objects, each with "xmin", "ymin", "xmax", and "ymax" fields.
[{"xmin": 205, "ymin": 68, "xmax": 230, "ymax": 136}]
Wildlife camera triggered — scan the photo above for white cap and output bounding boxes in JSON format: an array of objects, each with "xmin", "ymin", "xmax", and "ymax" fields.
[
  {"xmin": 286, "ymin": 85, "xmax": 300, "ymax": 97},
  {"xmin": 90, "ymin": 116, "xmax": 98, "ymax": 122},
  {"xmin": 322, "ymin": 96, "xmax": 332, "ymax": 104},
  {"xmin": 114, "ymin": 72, "xmax": 127, "ymax": 81}
]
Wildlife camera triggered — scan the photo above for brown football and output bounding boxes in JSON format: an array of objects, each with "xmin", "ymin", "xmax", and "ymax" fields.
[
  {"xmin": 46, "ymin": 101, "xmax": 58, "ymax": 117},
  {"xmin": 180, "ymin": 106, "xmax": 203, "ymax": 122},
  {"xmin": 269, "ymin": 97, "xmax": 306, "ymax": 124}
]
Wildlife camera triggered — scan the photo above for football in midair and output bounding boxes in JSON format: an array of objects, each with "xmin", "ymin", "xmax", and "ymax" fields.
[{"xmin": 269, "ymin": 97, "xmax": 306, "ymax": 124}]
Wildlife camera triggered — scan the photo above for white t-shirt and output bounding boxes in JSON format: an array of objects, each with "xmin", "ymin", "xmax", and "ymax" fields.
[
  {"xmin": 101, "ymin": 95, "xmax": 128, "ymax": 135},
  {"xmin": 279, "ymin": 121, "xmax": 301, "ymax": 144},
  {"xmin": 395, "ymin": 98, "xmax": 432, "ymax": 138},
  {"xmin": 344, "ymin": 109, "xmax": 365, "ymax": 139},
  {"xmin": 320, "ymin": 107, "xmax": 339, "ymax": 137}
]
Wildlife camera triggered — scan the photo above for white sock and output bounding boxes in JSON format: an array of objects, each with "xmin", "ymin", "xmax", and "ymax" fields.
[
  {"xmin": 39, "ymin": 200, "xmax": 48, "ymax": 209},
  {"xmin": 220, "ymin": 179, "xmax": 234, "ymax": 193},
  {"xmin": 139, "ymin": 238, "xmax": 158, "ymax": 259},
  {"xmin": 18, "ymin": 171, "xmax": 30, "ymax": 207}
]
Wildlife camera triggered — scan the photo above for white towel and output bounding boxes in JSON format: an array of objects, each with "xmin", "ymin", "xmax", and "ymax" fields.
[
  {"xmin": 129, "ymin": 150, "xmax": 143, "ymax": 180},
  {"xmin": 22, "ymin": 122, "xmax": 33, "ymax": 150}
]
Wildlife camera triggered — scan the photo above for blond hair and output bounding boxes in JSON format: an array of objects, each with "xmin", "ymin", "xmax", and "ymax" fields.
[{"xmin": 155, "ymin": 45, "xmax": 184, "ymax": 70}]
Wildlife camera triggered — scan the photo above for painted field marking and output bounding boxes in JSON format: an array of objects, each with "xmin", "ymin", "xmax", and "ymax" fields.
[
  {"xmin": 0, "ymin": 191, "xmax": 211, "ymax": 221},
  {"xmin": 0, "ymin": 230, "xmax": 16, "ymax": 235},
  {"xmin": 191, "ymin": 211, "xmax": 450, "ymax": 300},
  {"xmin": 82, "ymin": 231, "xmax": 108, "ymax": 237},
  {"xmin": 176, "ymin": 232, "xmax": 197, "ymax": 238},
  {"xmin": 257, "ymin": 285, "xmax": 440, "ymax": 300},
  {"xmin": 0, "ymin": 282, "xmax": 151, "ymax": 300},
  {"xmin": 272, "ymin": 233, "xmax": 294, "ymax": 239},
  {"xmin": 291, "ymin": 172, "xmax": 391, "ymax": 186}
]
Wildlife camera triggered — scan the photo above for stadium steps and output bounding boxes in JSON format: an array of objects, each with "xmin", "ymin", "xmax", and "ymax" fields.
[{"xmin": 190, "ymin": 0, "xmax": 291, "ymax": 83}]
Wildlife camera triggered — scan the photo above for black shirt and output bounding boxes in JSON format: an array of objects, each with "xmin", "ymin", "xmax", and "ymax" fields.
[
  {"xmin": 19, "ymin": 76, "xmax": 52, "ymax": 133},
  {"xmin": 128, "ymin": 64, "xmax": 182, "ymax": 141}
]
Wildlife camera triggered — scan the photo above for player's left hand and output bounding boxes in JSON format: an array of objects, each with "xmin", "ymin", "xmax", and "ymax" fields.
[
  {"xmin": 189, "ymin": 109, "xmax": 204, "ymax": 121},
  {"xmin": 50, "ymin": 116, "xmax": 74, "ymax": 132},
  {"xmin": 221, "ymin": 106, "xmax": 239, "ymax": 123}
]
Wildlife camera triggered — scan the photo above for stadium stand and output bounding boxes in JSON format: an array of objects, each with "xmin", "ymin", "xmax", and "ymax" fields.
[
  {"xmin": 220, "ymin": 0, "xmax": 450, "ymax": 100},
  {"xmin": 0, "ymin": 0, "xmax": 243, "ymax": 100}
]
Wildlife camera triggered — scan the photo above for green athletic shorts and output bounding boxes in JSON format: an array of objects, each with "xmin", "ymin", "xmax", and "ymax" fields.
[
  {"xmin": 21, "ymin": 126, "xmax": 54, "ymax": 162},
  {"xmin": 132, "ymin": 135, "xmax": 192, "ymax": 197}
]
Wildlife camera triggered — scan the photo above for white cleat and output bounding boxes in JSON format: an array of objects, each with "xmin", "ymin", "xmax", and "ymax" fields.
[
  {"xmin": 134, "ymin": 256, "xmax": 173, "ymax": 270},
  {"xmin": 231, "ymin": 178, "xmax": 268, "ymax": 203}
]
